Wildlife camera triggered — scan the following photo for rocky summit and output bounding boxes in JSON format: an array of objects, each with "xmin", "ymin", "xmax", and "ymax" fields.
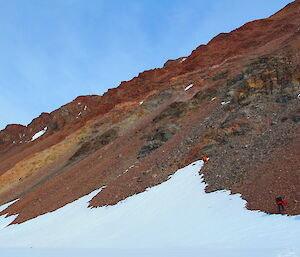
[{"xmin": 0, "ymin": 1, "xmax": 299, "ymax": 224}]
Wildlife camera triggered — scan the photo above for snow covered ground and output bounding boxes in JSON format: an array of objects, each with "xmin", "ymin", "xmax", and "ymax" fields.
[
  {"xmin": 31, "ymin": 127, "xmax": 47, "ymax": 141},
  {"xmin": 184, "ymin": 84, "xmax": 194, "ymax": 91},
  {"xmin": 0, "ymin": 161, "xmax": 299, "ymax": 257}
]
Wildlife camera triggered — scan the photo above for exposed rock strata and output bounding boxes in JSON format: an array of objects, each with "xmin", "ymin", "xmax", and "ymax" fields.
[{"xmin": 0, "ymin": 1, "xmax": 300, "ymax": 224}]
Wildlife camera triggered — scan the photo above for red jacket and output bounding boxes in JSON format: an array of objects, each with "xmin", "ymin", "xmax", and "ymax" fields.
[{"xmin": 277, "ymin": 200, "xmax": 287, "ymax": 206}]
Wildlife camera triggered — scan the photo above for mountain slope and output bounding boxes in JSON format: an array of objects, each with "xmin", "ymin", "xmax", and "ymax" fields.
[
  {"xmin": 0, "ymin": 161, "xmax": 299, "ymax": 257},
  {"xmin": 0, "ymin": 0, "xmax": 299, "ymax": 224}
]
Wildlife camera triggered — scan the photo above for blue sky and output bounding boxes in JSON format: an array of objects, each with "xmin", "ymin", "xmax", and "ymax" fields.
[{"xmin": 0, "ymin": 0, "xmax": 293, "ymax": 130}]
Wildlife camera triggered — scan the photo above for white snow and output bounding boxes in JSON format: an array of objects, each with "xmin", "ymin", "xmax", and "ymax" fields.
[
  {"xmin": 184, "ymin": 84, "xmax": 194, "ymax": 91},
  {"xmin": 0, "ymin": 161, "xmax": 299, "ymax": 257},
  {"xmin": 140, "ymin": 101, "xmax": 144, "ymax": 105},
  {"xmin": 179, "ymin": 57, "xmax": 187, "ymax": 63},
  {"xmin": 84, "ymin": 105, "xmax": 87, "ymax": 111},
  {"xmin": 31, "ymin": 127, "xmax": 47, "ymax": 141},
  {"xmin": 0, "ymin": 199, "xmax": 19, "ymax": 229},
  {"xmin": 0, "ymin": 199, "xmax": 19, "ymax": 213},
  {"xmin": 221, "ymin": 101, "xmax": 230, "ymax": 105},
  {"xmin": 76, "ymin": 112, "xmax": 82, "ymax": 119},
  {"xmin": 120, "ymin": 164, "xmax": 136, "ymax": 176}
]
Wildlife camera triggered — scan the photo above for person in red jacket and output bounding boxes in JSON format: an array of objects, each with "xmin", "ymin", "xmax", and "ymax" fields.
[
  {"xmin": 202, "ymin": 155, "xmax": 208, "ymax": 165},
  {"xmin": 276, "ymin": 197, "xmax": 287, "ymax": 213}
]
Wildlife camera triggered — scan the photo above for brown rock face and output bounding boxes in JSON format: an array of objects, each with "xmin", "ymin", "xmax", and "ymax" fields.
[{"xmin": 0, "ymin": 1, "xmax": 300, "ymax": 224}]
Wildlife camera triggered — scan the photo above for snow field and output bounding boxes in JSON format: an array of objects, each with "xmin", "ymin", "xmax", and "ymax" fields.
[{"xmin": 0, "ymin": 161, "xmax": 299, "ymax": 256}]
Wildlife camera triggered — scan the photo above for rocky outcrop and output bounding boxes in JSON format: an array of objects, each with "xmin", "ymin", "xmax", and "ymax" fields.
[{"xmin": 0, "ymin": 1, "xmax": 300, "ymax": 224}]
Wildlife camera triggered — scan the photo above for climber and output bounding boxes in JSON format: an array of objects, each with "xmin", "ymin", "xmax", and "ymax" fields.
[
  {"xmin": 276, "ymin": 197, "xmax": 287, "ymax": 213},
  {"xmin": 202, "ymin": 155, "xmax": 209, "ymax": 165}
]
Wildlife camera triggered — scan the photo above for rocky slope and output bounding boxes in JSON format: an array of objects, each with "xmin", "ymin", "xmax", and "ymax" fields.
[{"xmin": 0, "ymin": 1, "xmax": 299, "ymax": 224}]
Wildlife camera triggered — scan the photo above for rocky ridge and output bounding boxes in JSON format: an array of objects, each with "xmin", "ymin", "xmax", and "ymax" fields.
[{"xmin": 0, "ymin": 1, "xmax": 299, "ymax": 224}]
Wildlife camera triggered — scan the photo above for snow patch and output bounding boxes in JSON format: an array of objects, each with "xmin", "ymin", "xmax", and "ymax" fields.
[
  {"xmin": 0, "ymin": 199, "xmax": 19, "ymax": 213},
  {"xmin": 0, "ymin": 199, "xmax": 19, "ymax": 229},
  {"xmin": 211, "ymin": 97, "xmax": 216, "ymax": 101},
  {"xmin": 76, "ymin": 112, "xmax": 82, "ymax": 119},
  {"xmin": 31, "ymin": 127, "xmax": 47, "ymax": 141},
  {"xmin": 184, "ymin": 84, "xmax": 194, "ymax": 91},
  {"xmin": 84, "ymin": 105, "xmax": 87, "ymax": 111},
  {"xmin": 139, "ymin": 101, "xmax": 144, "ymax": 105},
  {"xmin": 179, "ymin": 57, "xmax": 187, "ymax": 63},
  {"xmin": 221, "ymin": 101, "xmax": 230, "ymax": 105},
  {"xmin": 120, "ymin": 164, "xmax": 136, "ymax": 177}
]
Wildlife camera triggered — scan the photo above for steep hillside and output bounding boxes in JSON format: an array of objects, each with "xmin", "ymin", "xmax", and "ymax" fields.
[
  {"xmin": 0, "ymin": 161, "xmax": 299, "ymax": 257},
  {"xmin": 0, "ymin": 0, "xmax": 299, "ymax": 224}
]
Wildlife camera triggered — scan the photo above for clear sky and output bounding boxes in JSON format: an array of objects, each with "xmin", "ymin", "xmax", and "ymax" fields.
[{"xmin": 0, "ymin": 0, "xmax": 294, "ymax": 130}]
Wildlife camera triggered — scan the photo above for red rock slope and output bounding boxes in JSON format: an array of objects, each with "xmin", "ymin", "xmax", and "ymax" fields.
[{"xmin": 0, "ymin": 1, "xmax": 299, "ymax": 223}]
